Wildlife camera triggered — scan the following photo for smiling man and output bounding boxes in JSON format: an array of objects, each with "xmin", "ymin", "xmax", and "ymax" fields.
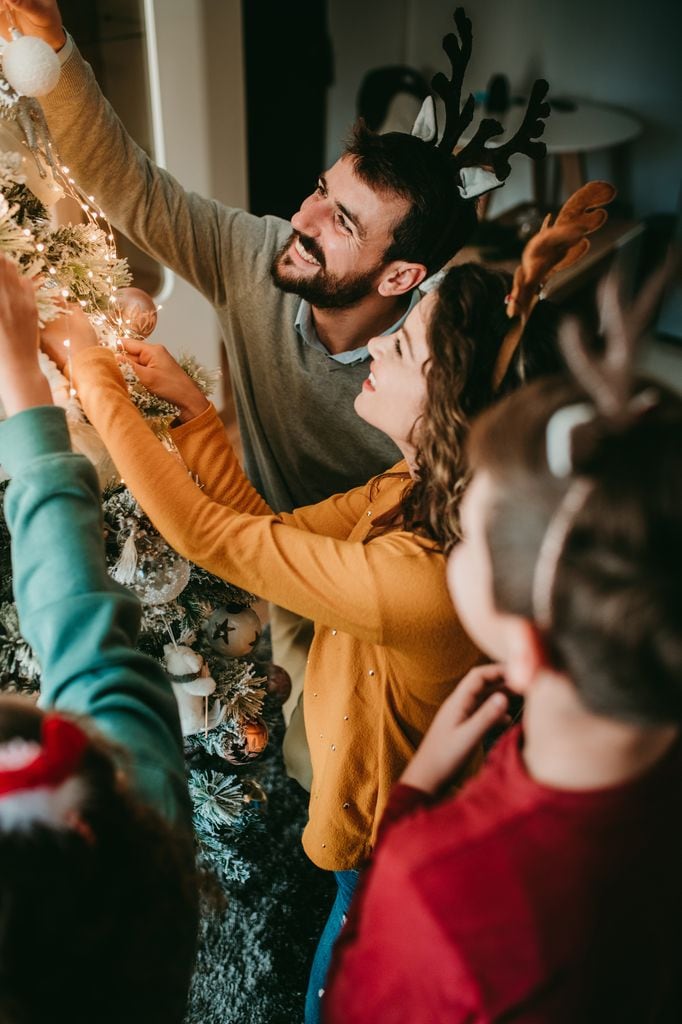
[{"xmin": 0, "ymin": 2, "xmax": 493, "ymax": 788}]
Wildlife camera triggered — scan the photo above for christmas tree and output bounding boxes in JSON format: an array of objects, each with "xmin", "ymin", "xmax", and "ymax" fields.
[{"xmin": 0, "ymin": 28, "xmax": 287, "ymax": 882}]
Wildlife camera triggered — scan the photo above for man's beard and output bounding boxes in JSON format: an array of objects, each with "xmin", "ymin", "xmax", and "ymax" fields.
[{"xmin": 271, "ymin": 231, "xmax": 380, "ymax": 309}]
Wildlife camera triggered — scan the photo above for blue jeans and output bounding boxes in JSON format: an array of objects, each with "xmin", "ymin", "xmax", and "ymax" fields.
[{"xmin": 304, "ymin": 869, "xmax": 359, "ymax": 1024}]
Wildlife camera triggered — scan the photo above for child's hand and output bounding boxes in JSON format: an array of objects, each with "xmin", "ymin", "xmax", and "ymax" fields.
[
  {"xmin": 401, "ymin": 664, "xmax": 510, "ymax": 795},
  {"xmin": 119, "ymin": 338, "xmax": 210, "ymax": 424},
  {"xmin": 40, "ymin": 304, "xmax": 98, "ymax": 371},
  {"xmin": 0, "ymin": 255, "xmax": 52, "ymax": 415}
]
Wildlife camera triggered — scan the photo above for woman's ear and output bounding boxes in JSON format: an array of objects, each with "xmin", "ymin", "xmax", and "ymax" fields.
[{"xmin": 503, "ymin": 618, "xmax": 548, "ymax": 695}]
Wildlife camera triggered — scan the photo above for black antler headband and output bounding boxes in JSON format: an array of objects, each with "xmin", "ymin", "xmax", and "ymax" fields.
[{"xmin": 412, "ymin": 7, "xmax": 551, "ymax": 197}]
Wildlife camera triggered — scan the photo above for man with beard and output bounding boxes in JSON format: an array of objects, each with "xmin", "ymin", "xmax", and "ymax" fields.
[{"xmin": 0, "ymin": 2, "xmax": 529, "ymax": 788}]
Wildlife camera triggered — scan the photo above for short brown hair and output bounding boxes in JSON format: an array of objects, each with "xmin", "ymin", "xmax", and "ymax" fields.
[
  {"xmin": 468, "ymin": 375, "xmax": 682, "ymax": 725},
  {"xmin": 344, "ymin": 121, "xmax": 478, "ymax": 276}
]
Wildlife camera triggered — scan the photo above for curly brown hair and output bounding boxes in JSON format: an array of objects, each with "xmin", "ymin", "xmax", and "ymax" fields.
[{"xmin": 370, "ymin": 262, "xmax": 563, "ymax": 552}]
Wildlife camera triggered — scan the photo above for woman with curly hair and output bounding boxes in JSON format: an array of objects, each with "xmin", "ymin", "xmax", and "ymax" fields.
[{"xmin": 43, "ymin": 262, "xmax": 560, "ymax": 1022}]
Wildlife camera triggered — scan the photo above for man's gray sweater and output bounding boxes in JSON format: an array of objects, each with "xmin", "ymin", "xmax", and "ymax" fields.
[{"xmin": 41, "ymin": 44, "xmax": 401, "ymax": 513}]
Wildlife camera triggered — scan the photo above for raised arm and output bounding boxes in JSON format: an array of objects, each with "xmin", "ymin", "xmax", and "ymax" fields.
[
  {"xmin": 71, "ymin": 346, "xmax": 434, "ymax": 646},
  {"xmin": 1, "ymin": 2, "xmax": 272, "ymax": 307},
  {"xmin": 0, "ymin": 257, "xmax": 188, "ymax": 823}
]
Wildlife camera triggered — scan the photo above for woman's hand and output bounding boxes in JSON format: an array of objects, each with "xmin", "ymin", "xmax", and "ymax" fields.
[
  {"xmin": 120, "ymin": 338, "xmax": 210, "ymax": 424},
  {"xmin": 0, "ymin": 1, "xmax": 66, "ymax": 50},
  {"xmin": 40, "ymin": 304, "xmax": 98, "ymax": 372},
  {"xmin": 0, "ymin": 255, "xmax": 52, "ymax": 415},
  {"xmin": 400, "ymin": 664, "xmax": 510, "ymax": 795}
]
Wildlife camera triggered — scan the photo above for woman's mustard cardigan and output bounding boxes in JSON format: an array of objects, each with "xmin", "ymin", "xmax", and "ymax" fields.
[{"xmin": 72, "ymin": 348, "xmax": 481, "ymax": 870}]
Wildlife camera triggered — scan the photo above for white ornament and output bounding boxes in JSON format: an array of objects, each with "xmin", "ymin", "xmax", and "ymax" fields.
[
  {"xmin": 204, "ymin": 606, "xmax": 262, "ymax": 657},
  {"xmin": 163, "ymin": 643, "xmax": 220, "ymax": 736},
  {"xmin": 1, "ymin": 31, "xmax": 61, "ymax": 98}
]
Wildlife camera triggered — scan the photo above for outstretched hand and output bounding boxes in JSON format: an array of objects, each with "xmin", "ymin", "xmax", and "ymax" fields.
[
  {"xmin": 0, "ymin": 255, "xmax": 52, "ymax": 415},
  {"xmin": 400, "ymin": 664, "xmax": 511, "ymax": 795},
  {"xmin": 119, "ymin": 338, "xmax": 210, "ymax": 424},
  {"xmin": 0, "ymin": 0, "xmax": 66, "ymax": 50}
]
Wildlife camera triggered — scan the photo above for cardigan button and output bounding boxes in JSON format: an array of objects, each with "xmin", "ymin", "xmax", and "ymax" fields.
[
  {"xmin": 343, "ymin": 714, "xmax": 349, "ymax": 720},
  {"xmin": 331, "ymin": 744, "xmax": 336, "ymax": 751},
  {"xmin": 343, "ymin": 802, "xmax": 350, "ymax": 809},
  {"xmin": 331, "ymin": 629, "xmax": 337, "ymax": 636},
  {"xmin": 368, "ymin": 669, "xmax": 375, "ymax": 677},
  {"xmin": 366, "ymin": 509, "xmax": 372, "ymax": 517}
]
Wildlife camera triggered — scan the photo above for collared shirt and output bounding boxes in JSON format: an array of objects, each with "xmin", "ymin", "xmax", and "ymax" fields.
[{"xmin": 294, "ymin": 287, "xmax": 424, "ymax": 365}]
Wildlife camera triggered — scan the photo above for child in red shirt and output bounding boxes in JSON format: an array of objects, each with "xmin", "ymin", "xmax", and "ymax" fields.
[{"xmin": 325, "ymin": 351, "xmax": 682, "ymax": 1021}]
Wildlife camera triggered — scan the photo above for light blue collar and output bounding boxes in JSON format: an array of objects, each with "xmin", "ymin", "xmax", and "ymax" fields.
[{"xmin": 294, "ymin": 286, "xmax": 424, "ymax": 364}]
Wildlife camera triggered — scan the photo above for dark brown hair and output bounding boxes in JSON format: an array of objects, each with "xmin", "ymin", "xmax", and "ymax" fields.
[
  {"xmin": 344, "ymin": 121, "xmax": 478, "ymax": 276},
  {"xmin": 370, "ymin": 262, "xmax": 563, "ymax": 552},
  {"xmin": 468, "ymin": 375, "xmax": 682, "ymax": 725},
  {"xmin": 0, "ymin": 700, "xmax": 199, "ymax": 1024}
]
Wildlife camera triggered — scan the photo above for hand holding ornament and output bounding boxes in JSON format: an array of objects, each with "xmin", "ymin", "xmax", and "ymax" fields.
[
  {"xmin": 0, "ymin": 254, "xmax": 51, "ymax": 415},
  {"xmin": 0, "ymin": 0, "xmax": 66, "ymax": 52},
  {"xmin": 40, "ymin": 302, "xmax": 97, "ymax": 372},
  {"xmin": 400, "ymin": 663, "xmax": 510, "ymax": 796},
  {"xmin": 119, "ymin": 337, "xmax": 210, "ymax": 425}
]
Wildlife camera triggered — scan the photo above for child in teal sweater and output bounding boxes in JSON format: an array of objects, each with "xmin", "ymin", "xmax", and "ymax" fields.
[{"xmin": 0, "ymin": 256, "xmax": 198, "ymax": 1023}]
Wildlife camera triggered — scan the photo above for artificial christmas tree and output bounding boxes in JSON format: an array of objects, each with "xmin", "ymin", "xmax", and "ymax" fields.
[{"xmin": 0, "ymin": 26, "xmax": 275, "ymax": 874}]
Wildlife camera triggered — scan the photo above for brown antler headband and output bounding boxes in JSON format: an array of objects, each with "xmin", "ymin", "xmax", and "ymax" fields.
[
  {"xmin": 531, "ymin": 254, "xmax": 678, "ymax": 627},
  {"xmin": 492, "ymin": 180, "xmax": 617, "ymax": 390}
]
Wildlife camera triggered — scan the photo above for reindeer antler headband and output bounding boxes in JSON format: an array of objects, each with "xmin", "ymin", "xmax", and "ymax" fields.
[
  {"xmin": 532, "ymin": 256, "xmax": 677, "ymax": 628},
  {"xmin": 411, "ymin": 7, "xmax": 551, "ymax": 200},
  {"xmin": 491, "ymin": 180, "xmax": 617, "ymax": 390}
]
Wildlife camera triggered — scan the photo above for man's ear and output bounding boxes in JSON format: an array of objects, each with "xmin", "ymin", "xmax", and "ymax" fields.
[
  {"xmin": 378, "ymin": 262, "xmax": 427, "ymax": 298},
  {"xmin": 503, "ymin": 618, "xmax": 550, "ymax": 696}
]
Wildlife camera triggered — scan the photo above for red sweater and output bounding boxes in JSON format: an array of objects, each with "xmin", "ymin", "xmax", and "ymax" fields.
[{"xmin": 325, "ymin": 724, "xmax": 682, "ymax": 1023}]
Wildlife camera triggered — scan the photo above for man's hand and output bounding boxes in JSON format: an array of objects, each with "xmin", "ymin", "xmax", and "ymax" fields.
[
  {"xmin": 40, "ymin": 304, "xmax": 98, "ymax": 372},
  {"xmin": 120, "ymin": 338, "xmax": 210, "ymax": 424},
  {"xmin": 0, "ymin": 255, "xmax": 52, "ymax": 415},
  {"xmin": 0, "ymin": 0, "xmax": 65, "ymax": 51},
  {"xmin": 400, "ymin": 664, "xmax": 510, "ymax": 795}
]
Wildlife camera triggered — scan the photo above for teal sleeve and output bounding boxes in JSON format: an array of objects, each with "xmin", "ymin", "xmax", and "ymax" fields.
[{"xmin": 0, "ymin": 406, "xmax": 190, "ymax": 826}]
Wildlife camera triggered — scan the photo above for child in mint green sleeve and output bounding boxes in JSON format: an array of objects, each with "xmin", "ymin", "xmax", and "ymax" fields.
[{"xmin": 0, "ymin": 256, "xmax": 198, "ymax": 1024}]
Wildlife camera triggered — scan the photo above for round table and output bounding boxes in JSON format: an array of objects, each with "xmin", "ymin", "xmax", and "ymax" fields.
[{"xmin": 462, "ymin": 98, "xmax": 642, "ymax": 207}]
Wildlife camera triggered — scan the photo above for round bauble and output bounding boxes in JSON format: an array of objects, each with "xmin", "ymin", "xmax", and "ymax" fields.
[
  {"xmin": 2, "ymin": 32, "xmax": 61, "ymax": 98},
  {"xmin": 130, "ymin": 539, "xmax": 191, "ymax": 605},
  {"xmin": 220, "ymin": 717, "xmax": 269, "ymax": 765},
  {"xmin": 205, "ymin": 605, "xmax": 261, "ymax": 657},
  {"xmin": 265, "ymin": 663, "xmax": 292, "ymax": 704},
  {"xmin": 112, "ymin": 287, "xmax": 158, "ymax": 338}
]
